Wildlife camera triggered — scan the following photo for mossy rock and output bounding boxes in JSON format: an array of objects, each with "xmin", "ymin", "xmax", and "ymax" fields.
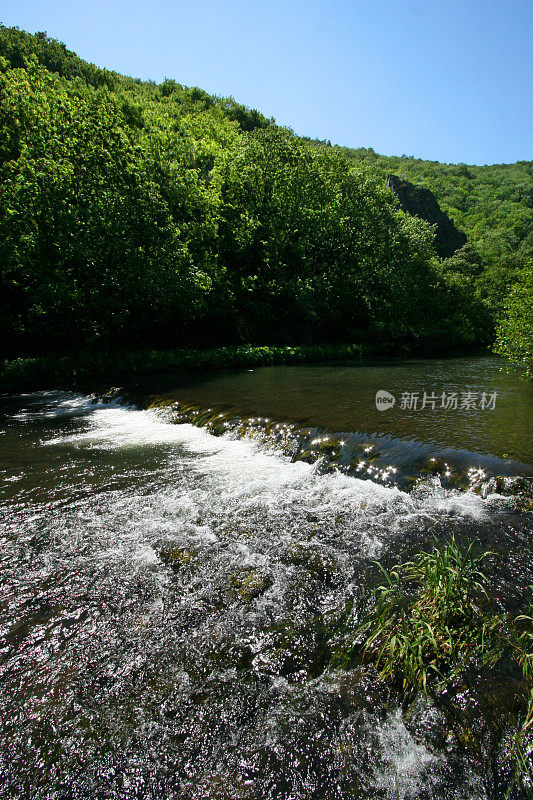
[
  {"xmin": 332, "ymin": 667, "xmax": 393, "ymax": 716},
  {"xmin": 147, "ymin": 396, "xmax": 175, "ymax": 410},
  {"xmin": 160, "ymin": 547, "xmax": 195, "ymax": 571},
  {"xmin": 193, "ymin": 772, "xmax": 257, "ymax": 800},
  {"xmin": 251, "ymin": 618, "xmax": 332, "ymax": 681},
  {"xmin": 227, "ymin": 569, "xmax": 274, "ymax": 603},
  {"xmin": 283, "ymin": 543, "xmax": 338, "ymax": 580}
]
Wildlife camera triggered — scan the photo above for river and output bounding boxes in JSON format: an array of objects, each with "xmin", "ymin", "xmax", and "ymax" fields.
[{"xmin": 0, "ymin": 356, "xmax": 531, "ymax": 799}]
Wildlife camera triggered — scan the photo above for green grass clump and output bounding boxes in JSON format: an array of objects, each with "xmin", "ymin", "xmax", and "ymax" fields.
[
  {"xmin": 515, "ymin": 599, "xmax": 533, "ymax": 686},
  {"xmin": 356, "ymin": 536, "xmax": 501, "ymax": 693}
]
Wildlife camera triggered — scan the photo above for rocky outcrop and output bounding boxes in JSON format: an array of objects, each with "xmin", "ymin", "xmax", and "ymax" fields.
[{"xmin": 386, "ymin": 174, "xmax": 467, "ymax": 258}]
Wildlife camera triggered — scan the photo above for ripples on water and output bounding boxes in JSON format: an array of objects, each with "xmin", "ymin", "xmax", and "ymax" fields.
[{"xmin": 0, "ymin": 392, "xmax": 531, "ymax": 799}]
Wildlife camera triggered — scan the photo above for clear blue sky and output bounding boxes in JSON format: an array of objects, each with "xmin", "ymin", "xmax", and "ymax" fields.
[{"xmin": 1, "ymin": 0, "xmax": 531, "ymax": 165}]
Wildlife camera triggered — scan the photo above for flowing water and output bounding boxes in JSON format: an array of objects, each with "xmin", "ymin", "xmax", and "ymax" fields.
[{"xmin": 0, "ymin": 357, "xmax": 532, "ymax": 799}]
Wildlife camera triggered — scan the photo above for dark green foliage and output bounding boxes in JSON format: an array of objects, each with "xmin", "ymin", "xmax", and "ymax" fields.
[
  {"xmin": 209, "ymin": 128, "xmax": 442, "ymax": 343},
  {"xmin": 337, "ymin": 146, "xmax": 532, "ymax": 271},
  {"xmin": 0, "ymin": 26, "xmax": 529, "ymax": 363},
  {"xmin": 337, "ymin": 145, "xmax": 532, "ymax": 346}
]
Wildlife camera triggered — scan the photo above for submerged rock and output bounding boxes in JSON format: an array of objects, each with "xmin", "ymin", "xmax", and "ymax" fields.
[
  {"xmin": 228, "ymin": 569, "xmax": 274, "ymax": 603},
  {"xmin": 160, "ymin": 546, "xmax": 197, "ymax": 571},
  {"xmin": 477, "ymin": 475, "xmax": 533, "ymax": 511}
]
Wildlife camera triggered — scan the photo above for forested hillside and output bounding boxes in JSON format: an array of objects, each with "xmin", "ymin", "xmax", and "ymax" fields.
[
  {"xmin": 335, "ymin": 146, "xmax": 531, "ymax": 263},
  {"xmin": 333, "ymin": 145, "xmax": 532, "ymax": 328},
  {"xmin": 1, "ymin": 26, "xmax": 531, "ymax": 365}
]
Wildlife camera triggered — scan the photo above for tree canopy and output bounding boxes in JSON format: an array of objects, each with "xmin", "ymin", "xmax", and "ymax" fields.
[{"xmin": 0, "ymin": 26, "xmax": 530, "ymax": 362}]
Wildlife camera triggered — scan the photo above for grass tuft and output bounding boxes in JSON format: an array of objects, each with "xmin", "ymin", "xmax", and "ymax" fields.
[{"xmin": 355, "ymin": 535, "xmax": 502, "ymax": 693}]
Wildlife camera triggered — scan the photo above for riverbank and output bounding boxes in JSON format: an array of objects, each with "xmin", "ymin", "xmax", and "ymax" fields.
[
  {"xmin": 0, "ymin": 342, "xmax": 495, "ymax": 394},
  {"xmin": 0, "ymin": 343, "xmax": 372, "ymax": 393}
]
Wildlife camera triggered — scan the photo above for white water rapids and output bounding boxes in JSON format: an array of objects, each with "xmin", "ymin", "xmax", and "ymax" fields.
[{"xmin": 0, "ymin": 393, "xmax": 530, "ymax": 799}]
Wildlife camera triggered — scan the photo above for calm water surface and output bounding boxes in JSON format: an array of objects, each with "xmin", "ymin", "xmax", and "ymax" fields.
[{"xmin": 146, "ymin": 356, "xmax": 533, "ymax": 465}]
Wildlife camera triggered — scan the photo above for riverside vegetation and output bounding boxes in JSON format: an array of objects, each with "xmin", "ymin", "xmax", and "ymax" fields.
[{"xmin": 0, "ymin": 26, "xmax": 531, "ymax": 382}]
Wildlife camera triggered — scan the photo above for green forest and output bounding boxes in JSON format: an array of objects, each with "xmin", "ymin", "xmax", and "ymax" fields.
[{"xmin": 1, "ymin": 26, "xmax": 531, "ymax": 372}]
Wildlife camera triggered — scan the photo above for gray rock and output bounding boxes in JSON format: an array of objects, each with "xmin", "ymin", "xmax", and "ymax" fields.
[{"xmin": 387, "ymin": 174, "xmax": 467, "ymax": 258}]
